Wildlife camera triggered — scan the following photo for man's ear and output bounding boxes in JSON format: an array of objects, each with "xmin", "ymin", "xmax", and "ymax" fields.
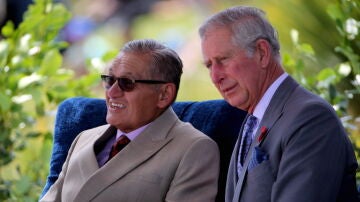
[
  {"xmin": 157, "ymin": 83, "xmax": 176, "ymax": 108},
  {"xmin": 255, "ymin": 39, "xmax": 271, "ymax": 68}
]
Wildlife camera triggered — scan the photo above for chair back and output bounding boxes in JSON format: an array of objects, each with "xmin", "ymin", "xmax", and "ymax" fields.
[{"xmin": 41, "ymin": 97, "xmax": 247, "ymax": 201}]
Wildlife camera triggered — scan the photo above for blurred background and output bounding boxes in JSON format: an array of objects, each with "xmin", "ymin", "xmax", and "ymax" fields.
[
  {"xmin": 0, "ymin": 0, "xmax": 345, "ymax": 101},
  {"xmin": 0, "ymin": 0, "xmax": 359, "ymax": 201}
]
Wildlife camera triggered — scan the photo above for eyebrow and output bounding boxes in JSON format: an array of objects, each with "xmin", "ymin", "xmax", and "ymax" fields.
[
  {"xmin": 202, "ymin": 61, "xmax": 210, "ymax": 67},
  {"xmin": 106, "ymin": 69, "xmax": 138, "ymax": 79},
  {"xmin": 202, "ymin": 57, "xmax": 210, "ymax": 65},
  {"xmin": 108, "ymin": 67, "xmax": 114, "ymax": 74}
]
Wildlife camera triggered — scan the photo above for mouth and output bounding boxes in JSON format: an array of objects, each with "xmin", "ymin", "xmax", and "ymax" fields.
[
  {"xmin": 108, "ymin": 101, "xmax": 126, "ymax": 110},
  {"xmin": 220, "ymin": 84, "xmax": 236, "ymax": 96}
]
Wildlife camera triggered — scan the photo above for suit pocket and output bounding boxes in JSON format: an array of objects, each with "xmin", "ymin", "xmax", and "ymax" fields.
[
  {"xmin": 242, "ymin": 161, "xmax": 274, "ymax": 202},
  {"xmin": 248, "ymin": 146, "xmax": 269, "ymax": 170},
  {"xmin": 248, "ymin": 160, "xmax": 272, "ymax": 179}
]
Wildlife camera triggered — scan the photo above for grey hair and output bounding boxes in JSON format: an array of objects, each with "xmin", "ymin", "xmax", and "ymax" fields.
[
  {"xmin": 199, "ymin": 6, "xmax": 280, "ymax": 56},
  {"xmin": 120, "ymin": 39, "xmax": 183, "ymax": 95}
]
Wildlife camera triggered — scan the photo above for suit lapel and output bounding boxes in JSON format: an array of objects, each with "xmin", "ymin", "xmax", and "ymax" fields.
[
  {"xmin": 226, "ymin": 114, "xmax": 249, "ymax": 202},
  {"xmin": 255, "ymin": 76, "xmax": 298, "ymax": 143},
  {"xmin": 93, "ymin": 126, "xmax": 116, "ymax": 155},
  {"xmin": 233, "ymin": 115, "xmax": 250, "ymax": 180},
  {"xmin": 233, "ymin": 76, "xmax": 299, "ymax": 200},
  {"xmin": 70, "ymin": 125, "xmax": 114, "ymax": 179},
  {"xmin": 74, "ymin": 108, "xmax": 179, "ymax": 201}
]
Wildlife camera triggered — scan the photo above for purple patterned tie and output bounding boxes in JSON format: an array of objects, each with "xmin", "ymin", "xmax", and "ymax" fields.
[{"xmin": 237, "ymin": 115, "xmax": 258, "ymax": 176}]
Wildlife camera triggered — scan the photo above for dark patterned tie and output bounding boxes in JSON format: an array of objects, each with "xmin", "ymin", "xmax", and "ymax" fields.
[
  {"xmin": 237, "ymin": 115, "xmax": 258, "ymax": 176},
  {"xmin": 107, "ymin": 135, "xmax": 130, "ymax": 161}
]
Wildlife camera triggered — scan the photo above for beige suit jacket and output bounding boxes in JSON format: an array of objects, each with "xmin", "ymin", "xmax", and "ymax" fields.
[{"xmin": 40, "ymin": 108, "xmax": 220, "ymax": 202}]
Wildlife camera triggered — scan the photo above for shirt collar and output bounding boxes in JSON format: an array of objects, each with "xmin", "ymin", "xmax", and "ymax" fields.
[
  {"xmin": 253, "ymin": 73, "xmax": 288, "ymax": 121},
  {"xmin": 116, "ymin": 123, "xmax": 150, "ymax": 141}
]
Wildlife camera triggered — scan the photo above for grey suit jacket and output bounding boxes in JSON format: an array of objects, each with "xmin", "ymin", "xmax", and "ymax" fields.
[
  {"xmin": 40, "ymin": 108, "xmax": 220, "ymax": 202},
  {"xmin": 226, "ymin": 76, "xmax": 359, "ymax": 202}
]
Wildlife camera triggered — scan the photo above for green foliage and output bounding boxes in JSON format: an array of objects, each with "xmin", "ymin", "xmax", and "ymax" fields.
[
  {"xmin": 327, "ymin": 0, "xmax": 360, "ymax": 183},
  {"xmin": 284, "ymin": 0, "xmax": 360, "ymax": 183},
  {"xmin": 285, "ymin": 0, "xmax": 360, "ymax": 119},
  {"xmin": 0, "ymin": 0, "xmax": 101, "ymax": 200}
]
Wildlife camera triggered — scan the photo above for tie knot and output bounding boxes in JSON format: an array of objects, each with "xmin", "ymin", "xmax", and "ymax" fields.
[
  {"xmin": 246, "ymin": 115, "xmax": 258, "ymax": 129},
  {"xmin": 108, "ymin": 135, "xmax": 130, "ymax": 161},
  {"xmin": 114, "ymin": 135, "xmax": 130, "ymax": 149}
]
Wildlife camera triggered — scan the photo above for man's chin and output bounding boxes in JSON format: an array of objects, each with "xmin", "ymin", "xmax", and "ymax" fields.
[
  {"xmin": 106, "ymin": 115, "xmax": 120, "ymax": 126},
  {"xmin": 225, "ymin": 97, "xmax": 236, "ymax": 106},
  {"xmin": 227, "ymin": 98, "xmax": 247, "ymax": 111}
]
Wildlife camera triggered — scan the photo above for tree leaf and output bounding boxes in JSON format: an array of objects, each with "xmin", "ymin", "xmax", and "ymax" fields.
[
  {"xmin": 39, "ymin": 49, "xmax": 62, "ymax": 75},
  {"xmin": 0, "ymin": 92, "xmax": 11, "ymax": 111},
  {"xmin": 1, "ymin": 21, "xmax": 14, "ymax": 37}
]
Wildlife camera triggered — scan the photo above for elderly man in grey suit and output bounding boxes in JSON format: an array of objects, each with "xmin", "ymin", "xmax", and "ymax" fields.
[
  {"xmin": 40, "ymin": 39, "xmax": 220, "ymax": 202},
  {"xmin": 199, "ymin": 6, "xmax": 359, "ymax": 202}
]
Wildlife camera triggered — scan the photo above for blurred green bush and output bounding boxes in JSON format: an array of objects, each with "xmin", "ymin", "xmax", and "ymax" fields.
[
  {"xmin": 0, "ymin": 0, "xmax": 102, "ymax": 200},
  {"xmin": 283, "ymin": 0, "xmax": 360, "ymax": 183}
]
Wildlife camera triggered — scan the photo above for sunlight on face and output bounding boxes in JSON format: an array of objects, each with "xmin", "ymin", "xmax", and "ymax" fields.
[
  {"xmin": 201, "ymin": 27, "xmax": 261, "ymax": 112},
  {"xmin": 105, "ymin": 53, "xmax": 163, "ymax": 133}
]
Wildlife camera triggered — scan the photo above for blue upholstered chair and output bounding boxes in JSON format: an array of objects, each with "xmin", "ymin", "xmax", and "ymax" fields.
[{"xmin": 41, "ymin": 97, "xmax": 247, "ymax": 201}]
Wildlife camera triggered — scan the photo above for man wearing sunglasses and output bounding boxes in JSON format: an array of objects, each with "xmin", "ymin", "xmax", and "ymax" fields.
[{"xmin": 40, "ymin": 39, "xmax": 220, "ymax": 202}]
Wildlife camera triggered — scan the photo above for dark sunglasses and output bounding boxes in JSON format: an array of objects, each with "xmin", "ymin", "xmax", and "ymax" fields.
[{"xmin": 100, "ymin": 75, "xmax": 168, "ymax": 92}]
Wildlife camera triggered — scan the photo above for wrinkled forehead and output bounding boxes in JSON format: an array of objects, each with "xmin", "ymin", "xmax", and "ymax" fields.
[{"xmin": 107, "ymin": 52, "xmax": 152, "ymax": 77}]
